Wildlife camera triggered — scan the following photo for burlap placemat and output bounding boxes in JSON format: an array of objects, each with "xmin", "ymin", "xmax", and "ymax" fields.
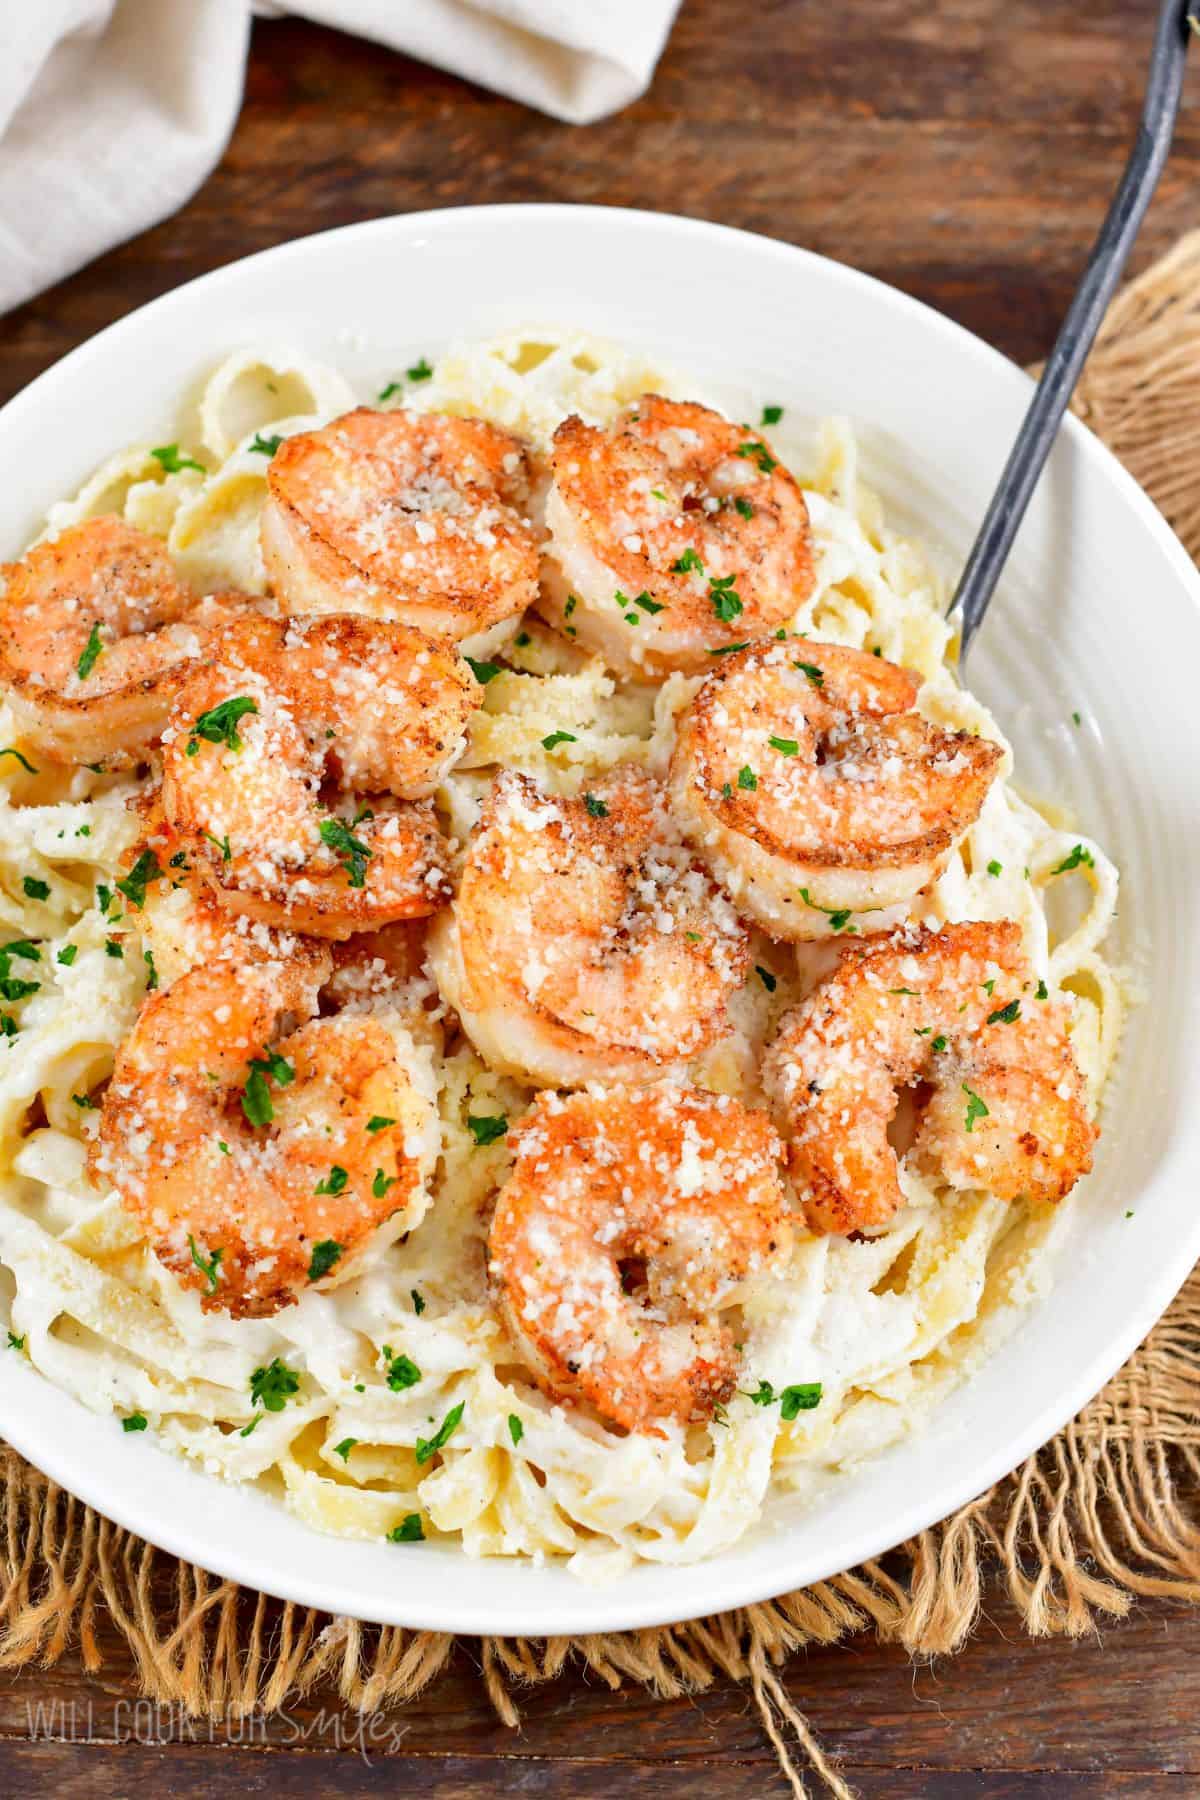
[{"xmin": 5, "ymin": 233, "xmax": 1200, "ymax": 1799}]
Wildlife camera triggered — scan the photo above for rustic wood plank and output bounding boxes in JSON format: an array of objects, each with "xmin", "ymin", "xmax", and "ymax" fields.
[{"xmin": 1, "ymin": 1, "xmax": 1198, "ymax": 1793}]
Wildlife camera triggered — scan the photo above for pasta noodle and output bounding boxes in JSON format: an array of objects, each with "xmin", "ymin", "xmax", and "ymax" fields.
[{"xmin": 0, "ymin": 330, "xmax": 1123, "ymax": 1579}]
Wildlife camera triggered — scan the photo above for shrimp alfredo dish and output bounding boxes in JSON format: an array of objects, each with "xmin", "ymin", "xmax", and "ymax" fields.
[{"xmin": 0, "ymin": 334, "xmax": 1122, "ymax": 1577}]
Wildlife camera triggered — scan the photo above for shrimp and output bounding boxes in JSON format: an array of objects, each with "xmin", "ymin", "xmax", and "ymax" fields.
[
  {"xmin": 428, "ymin": 765, "xmax": 750, "ymax": 1087},
  {"xmin": 763, "ymin": 920, "xmax": 1096, "ymax": 1236},
  {"xmin": 93, "ymin": 952, "xmax": 441, "ymax": 1316},
  {"xmin": 0, "ymin": 517, "xmax": 258, "ymax": 766},
  {"xmin": 159, "ymin": 613, "xmax": 476, "ymax": 939},
  {"xmin": 260, "ymin": 407, "xmax": 539, "ymax": 649},
  {"xmin": 489, "ymin": 1086, "xmax": 792, "ymax": 1434},
  {"xmin": 670, "ymin": 639, "xmax": 1002, "ymax": 939},
  {"xmin": 540, "ymin": 397, "xmax": 814, "ymax": 676}
]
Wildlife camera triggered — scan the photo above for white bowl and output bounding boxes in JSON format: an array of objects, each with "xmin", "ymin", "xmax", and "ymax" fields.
[{"xmin": 2, "ymin": 205, "xmax": 1198, "ymax": 1637}]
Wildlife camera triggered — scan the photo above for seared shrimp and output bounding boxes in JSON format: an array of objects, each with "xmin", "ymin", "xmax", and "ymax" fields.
[
  {"xmin": 260, "ymin": 407, "xmax": 539, "ymax": 647},
  {"xmin": 93, "ymin": 952, "xmax": 440, "ymax": 1316},
  {"xmin": 429, "ymin": 765, "xmax": 749, "ymax": 1086},
  {"xmin": 0, "ymin": 517, "xmax": 257, "ymax": 765},
  {"xmin": 763, "ymin": 921, "xmax": 1096, "ymax": 1235},
  {"xmin": 670, "ymin": 640, "xmax": 1001, "ymax": 939},
  {"xmin": 540, "ymin": 397, "xmax": 814, "ymax": 676},
  {"xmin": 489, "ymin": 1086, "xmax": 791, "ymax": 1434},
  {"xmin": 160, "ymin": 614, "xmax": 475, "ymax": 939}
]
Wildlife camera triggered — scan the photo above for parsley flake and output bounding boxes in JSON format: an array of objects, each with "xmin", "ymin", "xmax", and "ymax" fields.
[
  {"xmin": 584, "ymin": 793, "xmax": 608, "ymax": 818},
  {"xmin": 143, "ymin": 947, "xmax": 159, "ymax": 991},
  {"xmin": 249, "ymin": 432, "xmax": 283, "ymax": 457},
  {"xmin": 314, "ymin": 1167, "xmax": 348, "ymax": 1196},
  {"xmin": 780, "ymin": 1383, "xmax": 822, "ymax": 1419},
  {"xmin": 708, "ymin": 642, "xmax": 748, "ymax": 656},
  {"xmin": 769, "ymin": 735, "xmax": 799, "ymax": 756},
  {"xmin": 22, "ymin": 876, "xmax": 49, "ymax": 901},
  {"xmin": 57, "ymin": 945, "xmax": 78, "ymax": 967},
  {"xmin": 1035, "ymin": 979, "xmax": 1049, "ymax": 1001},
  {"xmin": 1052, "ymin": 844, "xmax": 1095, "ymax": 875},
  {"xmin": 151, "ymin": 444, "xmax": 204, "ymax": 475},
  {"xmin": 407, "ymin": 357, "xmax": 433, "ymax": 382},
  {"xmin": 467, "ymin": 1114, "xmax": 508, "ymax": 1147},
  {"xmin": 734, "ymin": 497, "xmax": 754, "ymax": 519},
  {"xmin": 240, "ymin": 1048, "xmax": 295, "ymax": 1127},
  {"xmin": 372, "ymin": 1168, "xmax": 398, "ymax": 1199},
  {"xmin": 122, "ymin": 1413, "xmax": 149, "ymax": 1434},
  {"xmin": 466, "ymin": 656, "xmax": 502, "ymax": 684},
  {"xmin": 963, "ymin": 1083, "xmax": 990, "ymax": 1132},
  {"xmin": 737, "ymin": 765, "xmax": 757, "ymax": 790},
  {"xmin": 116, "ymin": 849, "xmax": 163, "ymax": 910},
  {"xmin": 187, "ymin": 695, "xmax": 258, "ymax": 755},
  {"xmin": 761, "ymin": 404, "xmax": 784, "ymax": 426},
  {"xmin": 670, "ymin": 547, "xmax": 704, "ymax": 575},
  {"xmin": 76, "ymin": 623, "xmax": 103, "ymax": 682},
  {"xmin": 7, "ymin": 1331, "xmax": 25, "ymax": 1351},
  {"xmin": 307, "ymin": 1239, "xmax": 343, "ymax": 1280},
  {"xmin": 797, "ymin": 887, "xmax": 853, "ymax": 932},
  {"xmin": 415, "ymin": 1400, "xmax": 464, "ymax": 1465},
  {"xmin": 794, "ymin": 661, "xmax": 824, "ymax": 687},
  {"xmin": 250, "ymin": 1359, "xmax": 300, "ymax": 1411},
  {"xmin": 333, "ymin": 1437, "xmax": 357, "ymax": 1462},
  {"xmin": 634, "ymin": 589, "xmax": 665, "ymax": 615},
  {"xmin": 508, "ymin": 1414, "xmax": 524, "ymax": 1446},
  {"xmin": 387, "ymin": 1513, "xmax": 425, "ymax": 1543},
  {"xmin": 542, "ymin": 730, "xmax": 577, "ymax": 750},
  {"xmin": 987, "ymin": 998, "xmax": 1021, "ymax": 1026},
  {"xmin": 319, "ymin": 816, "xmax": 372, "ymax": 888},
  {"xmin": 367, "ymin": 1115, "xmax": 396, "ymax": 1133},
  {"xmin": 188, "ymin": 1235, "xmax": 223, "ymax": 1295},
  {"xmin": 736, "ymin": 439, "xmax": 778, "ymax": 474},
  {"xmin": 104, "ymin": 939, "xmax": 124, "ymax": 959},
  {"xmin": 381, "ymin": 1346, "xmax": 421, "ymax": 1390},
  {"xmin": 709, "ymin": 573, "xmax": 743, "ymax": 622}
]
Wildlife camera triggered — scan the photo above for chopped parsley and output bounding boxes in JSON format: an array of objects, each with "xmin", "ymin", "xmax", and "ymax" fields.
[
  {"xmin": 249, "ymin": 432, "xmax": 283, "ymax": 457},
  {"xmin": 407, "ymin": 357, "xmax": 433, "ymax": 382},
  {"xmin": 202, "ymin": 830, "xmax": 232, "ymax": 863},
  {"xmin": 22, "ymin": 876, "xmax": 49, "ymax": 901},
  {"xmin": 733, "ymin": 496, "xmax": 754, "ymax": 519},
  {"xmin": 1051, "ymin": 844, "xmax": 1095, "ymax": 875},
  {"xmin": 387, "ymin": 1514, "xmax": 425, "ymax": 1543},
  {"xmin": 708, "ymin": 642, "xmax": 749, "ymax": 656},
  {"xmin": 634, "ymin": 589, "xmax": 664, "ymax": 615},
  {"xmin": 122, "ymin": 1413, "xmax": 149, "ymax": 1434},
  {"xmin": 0, "ymin": 748, "xmax": 38, "ymax": 774},
  {"xmin": 249, "ymin": 1359, "xmax": 301, "ymax": 1412},
  {"xmin": 793, "ymin": 661, "xmax": 824, "ymax": 687},
  {"xmin": 0, "ymin": 1015, "xmax": 16, "ymax": 1038},
  {"xmin": 986, "ymin": 998, "xmax": 1021, "ymax": 1026},
  {"xmin": 508, "ymin": 1414, "xmax": 524, "ymax": 1446},
  {"xmin": 931, "ymin": 1034, "xmax": 948, "ymax": 1053},
  {"xmin": 97, "ymin": 885, "xmax": 113, "ymax": 915},
  {"xmin": 736, "ymin": 439, "xmax": 778, "ymax": 474},
  {"xmin": 57, "ymin": 945, "xmax": 78, "ymax": 967},
  {"xmin": 313, "ymin": 1167, "xmax": 348, "ymax": 1196},
  {"xmin": 755, "ymin": 965, "xmax": 777, "ymax": 993},
  {"xmin": 670, "ymin": 547, "xmax": 704, "ymax": 575},
  {"xmin": 1035, "ymin": 978, "xmax": 1049, "ymax": 1001},
  {"xmin": 768, "ymin": 735, "xmax": 799, "ymax": 757},
  {"xmin": 467, "ymin": 1114, "xmax": 508, "ymax": 1147},
  {"xmin": 737, "ymin": 765, "xmax": 757, "ymax": 790},
  {"xmin": 188, "ymin": 1235, "xmax": 223, "ymax": 1295},
  {"xmin": 372, "ymin": 1168, "xmax": 398, "ymax": 1198},
  {"xmin": 104, "ymin": 939, "xmax": 124, "ymax": 959},
  {"xmin": 116, "ymin": 849, "xmax": 163, "ymax": 909},
  {"xmin": 982, "ymin": 978, "xmax": 995, "ymax": 995},
  {"xmin": 7, "ymin": 1331, "xmax": 25, "ymax": 1351},
  {"xmin": 761, "ymin": 404, "xmax": 784, "ymax": 426},
  {"xmin": 1072, "ymin": 710, "xmax": 1082, "ymax": 727},
  {"xmin": 963, "ymin": 1083, "xmax": 990, "ymax": 1132},
  {"xmin": 564, "ymin": 594, "xmax": 578, "ymax": 617},
  {"xmin": 307, "ymin": 1239, "xmax": 343, "ymax": 1280},
  {"xmin": 584, "ymin": 793, "xmax": 608, "ymax": 818},
  {"xmin": 239, "ymin": 1416, "xmax": 260, "ymax": 1438},
  {"xmin": 319, "ymin": 816, "xmax": 372, "ymax": 888},
  {"xmin": 151, "ymin": 443, "xmax": 204, "ymax": 474},
  {"xmin": 381, "ymin": 1346, "xmax": 421, "ymax": 1390},
  {"xmin": 890, "ymin": 987, "xmax": 918, "ymax": 996},
  {"xmin": 411, "ymin": 1289, "xmax": 426, "ymax": 1315},
  {"xmin": 415, "ymin": 1400, "xmax": 464, "ymax": 1465},
  {"xmin": 240, "ymin": 1048, "xmax": 295, "ymax": 1127},
  {"xmin": 514, "ymin": 632, "xmax": 532, "ymax": 648},
  {"xmin": 186, "ymin": 695, "xmax": 258, "ymax": 755},
  {"xmin": 76, "ymin": 623, "xmax": 103, "ymax": 682},
  {"xmin": 709, "ymin": 573, "xmax": 743, "ymax": 623},
  {"xmin": 797, "ymin": 887, "xmax": 853, "ymax": 932},
  {"xmin": 541, "ymin": 730, "xmax": 577, "ymax": 750},
  {"xmin": 466, "ymin": 656, "xmax": 502, "ymax": 684},
  {"xmin": 780, "ymin": 1383, "xmax": 823, "ymax": 1419},
  {"xmin": 143, "ymin": 948, "xmax": 159, "ymax": 991},
  {"xmin": 333, "ymin": 1438, "xmax": 357, "ymax": 1462},
  {"xmin": 367, "ymin": 1115, "xmax": 396, "ymax": 1133},
  {"xmin": 986, "ymin": 859, "xmax": 1003, "ymax": 877},
  {"xmin": 378, "ymin": 381, "xmax": 402, "ymax": 402},
  {"xmin": 71, "ymin": 1093, "xmax": 97, "ymax": 1110}
]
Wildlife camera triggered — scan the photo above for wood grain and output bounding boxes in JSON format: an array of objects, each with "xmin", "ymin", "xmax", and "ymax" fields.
[{"xmin": 1, "ymin": 0, "xmax": 1198, "ymax": 1792}]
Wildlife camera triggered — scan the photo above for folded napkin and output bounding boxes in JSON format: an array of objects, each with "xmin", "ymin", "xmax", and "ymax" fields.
[{"xmin": 0, "ymin": 0, "xmax": 681, "ymax": 317}]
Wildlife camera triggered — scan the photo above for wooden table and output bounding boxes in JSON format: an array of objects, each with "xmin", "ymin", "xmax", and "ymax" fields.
[{"xmin": 2, "ymin": 1, "xmax": 1197, "ymax": 1792}]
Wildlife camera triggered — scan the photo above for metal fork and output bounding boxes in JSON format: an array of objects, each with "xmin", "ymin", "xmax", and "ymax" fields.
[{"xmin": 949, "ymin": 0, "xmax": 1199, "ymax": 667}]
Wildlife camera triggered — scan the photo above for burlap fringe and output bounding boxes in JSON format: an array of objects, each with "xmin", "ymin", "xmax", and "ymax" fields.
[{"xmin": 7, "ymin": 232, "xmax": 1200, "ymax": 1798}]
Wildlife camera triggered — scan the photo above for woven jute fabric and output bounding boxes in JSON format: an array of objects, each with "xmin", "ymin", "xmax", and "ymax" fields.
[{"xmin": 6, "ymin": 233, "xmax": 1200, "ymax": 1800}]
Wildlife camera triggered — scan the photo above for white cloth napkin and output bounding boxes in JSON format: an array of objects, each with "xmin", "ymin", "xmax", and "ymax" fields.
[{"xmin": 0, "ymin": 0, "xmax": 681, "ymax": 316}]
